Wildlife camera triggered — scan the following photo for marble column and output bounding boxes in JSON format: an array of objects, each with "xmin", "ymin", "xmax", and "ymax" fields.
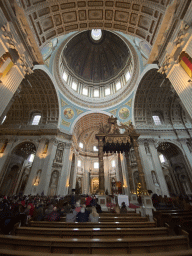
[
  {"xmin": 0, "ymin": 139, "xmax": 17, "ymax": 189},
  {"xmin": 148, "ymin": 141, "xmax": 169, "ymax": 197},
  {"xmin": 72, "ymin": 153, "xmax": 78, "ymax": 189},
  {"xmin": 132, "ymin": 138, "xmax": 148, "ymax": 194},
  {"xmin": 98, "ymin": 137, "xmax": 105, "ymax": 194},
  {"xmin": 121, "ymin": 153, "xmax": 129, "ymax": 195},
  {"xmin": 168, "ymin": 64, "xmax": 192, "ymax": 119},
  {"xmin": 137, "ymin": 140, "xmax": 156, "ymax": 193},
  {"xmin": 125, "ymin": 151, "xmax": 134, "ymax": 194},
  {"xmin": 104, "ymin": 156, "xmax": 110, "ymax": 194},
  {"xmin": 57, "ymin": 143, "xmax": 72, "ymax": 196}
]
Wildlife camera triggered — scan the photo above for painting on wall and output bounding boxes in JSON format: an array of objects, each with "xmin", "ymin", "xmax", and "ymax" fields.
[
  {"xmin": 64, "ymin": 108, "xmax": 74, "ymax": 119},
  {"xmin": 119, "ymin": 107, "xmax": 130, "ymax": 120}
]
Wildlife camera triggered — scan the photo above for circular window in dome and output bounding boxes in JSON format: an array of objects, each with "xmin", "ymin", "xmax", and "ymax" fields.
[{"xmin": 91, "ymin": 29, "xmax": 102, "ymax": 41}]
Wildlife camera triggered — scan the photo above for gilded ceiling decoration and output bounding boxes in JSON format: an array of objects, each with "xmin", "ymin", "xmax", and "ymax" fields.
[{"xmin": 18, "ymin": 0, "xmax": 168, "ymax": 47}]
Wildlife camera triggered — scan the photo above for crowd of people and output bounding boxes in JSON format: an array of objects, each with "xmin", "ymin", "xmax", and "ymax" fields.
[
  {"xmin": 0, "ymin": 194, "xmax": 131, "ymax": 235},
  {"xmin": 4, "ymin": 192, "xmax": 191, "ymax": 235}
]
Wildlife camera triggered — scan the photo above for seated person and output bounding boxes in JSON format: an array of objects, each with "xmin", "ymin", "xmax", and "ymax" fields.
[
  {"xmin": 114, "ymin": 203, "xmax": 120, "ymax": 214},
  {"xmin": 76, "ymin": 204, "xmax": 89, "ymax": 222},
  {"xmin": 120, "ymin": 202, "xmax": 127, "ymax": 213},
  {"xmin": 66, "ymin": 206, "xmax": 77, "ymax": 223},
  {"xmin": 75, "ymin": 201, "xmax": 81, "ymax": 213},
  {"xmin": 47, "ymin": 207, "xmax": 60, "ymax": 221},
  {"xmin": 95, "ymin": 199, "xmax": 102, "ymax": 213},
  {"xmin": 89, "ymin": 206, "xmax": 99, "ymax": 222}
]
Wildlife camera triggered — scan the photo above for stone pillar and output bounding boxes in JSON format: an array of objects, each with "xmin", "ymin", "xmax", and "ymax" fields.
[
  {"xmin": 24, "ymin": 138, "xmax": 56, "ymax": 195},
  {"xmin": 98, "ymin": 137, "xmax": 105, "ymax": 194},
  {"xmin": 132, "ymin": 138, "xmax": 148, "ymax": 194},
  {"xmin": 118, "ymin": 153, "xmax": 123, "ymax": 185},
  {"xmin": 137, "ymin": 140, "xmax": 156, "ymax": 193},
  {"xmin": 57, "ymin": 143, "xmax": 72, "ymax": 196},
  {"xmin": 168, "ymin": 64, "xmax": 192, "ymax": 119},
  {"xmin": 148, "ymin": 141, "xmax": 170, "ymax": 197},
  {"xmin": 125, "ymin": 151, "xmax": 134, "ymax": 194},
  {"xmin": 104, "ymin": 156, "xmax": 110, "ymax": 194},
  {"xmin": 121, "ymin": 153, "xmax": 129, "ymax": 195},
  {"xmin": 0, "ymin": 139, "xmax": 16, "ymax": 189},
  {"xmin": 72, "ymin": 153, "xmax": 78, "ymax": 190}
]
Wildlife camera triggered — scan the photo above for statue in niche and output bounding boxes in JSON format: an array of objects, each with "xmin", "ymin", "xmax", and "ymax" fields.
[
  {"xmin": 54, "ymin": 143, "xmax": 64, "ymax": 163},
  {"xmin": 49, "ymin": 170, "xmax": 59, "ymax": 196},
  {"xmin": 151, "ymin": 171, "xmax": 159, "ymax": 186},
  {"xmin": 55, "ymin": 149, "xmax": 63, "ymax": 163},
  {"xmin": 130, "ymin": 150, "xmax": 136, "ymax": 163},
  {"xmin": 144, "ymin": 142, "xmax": 150, "ymax": 154},
  {"xmin": 34, "ymin": 170, "xmax": 41, "ymax": 186}
]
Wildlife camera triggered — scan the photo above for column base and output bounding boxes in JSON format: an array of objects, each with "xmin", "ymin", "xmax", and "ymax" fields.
[{"xmin": 141, "ymin": 195, "xmax": 155, "ymax": 220}]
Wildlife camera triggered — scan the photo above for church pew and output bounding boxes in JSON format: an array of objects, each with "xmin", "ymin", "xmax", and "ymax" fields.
[
  {"xmin": 167, "ymin": 215, "xmax": 192, "ymax": 229},
  {"xmin": 160, "ymin": 212, "xmax": 192, "ymax": 227},
  {"xmin": 15, "ymin": 226, "xmax": 169, "ymax": 238},
  {"xmin": 29, "ymin": 221, "xmax": 156, "ymax": 228},
  {"xmin": 99, "ymin": 212, "xmax": 140, "ymax": 216},
  {"xmin": 0, "ymin": 235, "xmax": 189, "ymax": 254},
  {"xmin": 153, "ymin": 210, "xmax": 192, "ymax": 226},
  {"xmin": 1, "ymin": 249, "xmax": 192, "ymax": 256},
  {"xmin": 60, "ymin": 216, "xmax": 148, "ymax": 222}
]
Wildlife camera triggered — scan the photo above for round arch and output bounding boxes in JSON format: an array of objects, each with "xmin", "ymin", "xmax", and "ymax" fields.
[{"xmin": 4, "ymin": 69, "xmax": 60, "ymax": 127}]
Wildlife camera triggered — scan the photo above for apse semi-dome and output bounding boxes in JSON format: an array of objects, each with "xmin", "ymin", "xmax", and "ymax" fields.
[
  {"xmin": 62, "ymin": 30, "xmax": 130, "ymax": 83},
  {"xmin": 54, "ymin": 30, "xmax": 139, "ymax": 108}
]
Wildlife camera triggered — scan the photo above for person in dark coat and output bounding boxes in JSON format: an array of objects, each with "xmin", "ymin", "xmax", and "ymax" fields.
[
  {"xmin": 47, "ymin": 207, "xmax": 60, "ymax": 221},
  {"xmin": 120, "ymin": 202, "xmax": 127, "ymax": 213},
  {"xmin": 76, "ymin": 204, "xmax": 89, "ymax": 222}
]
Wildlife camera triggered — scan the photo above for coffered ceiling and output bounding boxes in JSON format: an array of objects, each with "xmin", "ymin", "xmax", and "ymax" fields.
[{"xmin": 18, "ymin": 0, "xmax": 169, "ymax": 47}]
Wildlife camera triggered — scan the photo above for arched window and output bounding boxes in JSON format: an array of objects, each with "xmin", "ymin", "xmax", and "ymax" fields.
[
  {"xmin": 31, "ymin": 114, "xmax": 41, "ymax": 125},
  {"xmin": 152, "ymin": 115, "xmax": 162, "ymax": 125},
  {"xmin": 1, "ymin": 116, "xmax": 6, "ymax": 125}
]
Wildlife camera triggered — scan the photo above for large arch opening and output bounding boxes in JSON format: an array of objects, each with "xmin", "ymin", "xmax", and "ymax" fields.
[
  {"xmin": 71, "ymin": 113, "xmax": 123, "ymax": 195},
  {"xmin": 2, "ymin": 69, "xmax": 59, "ymax": 128},
  {"xmin": 0, "ymin": 142, "xmax": 37, "ymax": 196},
  {"xmin": 157, "ymin": 141, "xmax": 192, "ymax": 196},
  {"xmin": 134, "ymin": 69, "xmax": 191, "ymax": 128}
]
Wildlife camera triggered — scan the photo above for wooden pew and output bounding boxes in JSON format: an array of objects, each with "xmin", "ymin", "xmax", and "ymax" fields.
[
  {"xmin": 1, "ymin": 249, "xmax": 192, "ymax": 256},
  {"xmin": 29, "ymin": 221, "xmax": 156, "ymax": 228},
  {"xmin": 60, "ymin": 216, "xmax": 148, "ymax": 222},
  {"xmin": 0, "ymin": 234, "xmax": 189, "ymax": 254},
  {"xmin": 15, "ymin": 226, "xmax": 169, "ymax": 238},
  {"xmin": 160, "ymin": 212, "xmax": 192, "ymax": 227},
  {"xmin": 153, "ymin": 210, "xmax": 192, "ymax": 227}
]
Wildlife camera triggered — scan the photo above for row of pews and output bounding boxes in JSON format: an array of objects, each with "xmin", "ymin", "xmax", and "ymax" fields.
[{"xmin": 0, "ymin": 211, "xmax": 192, "ymax": 255}]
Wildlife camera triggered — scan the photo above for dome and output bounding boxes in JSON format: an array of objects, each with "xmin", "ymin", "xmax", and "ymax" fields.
[{"xmin": 62, "ymin": 30, "xmax": 131, "ymax": 83}]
